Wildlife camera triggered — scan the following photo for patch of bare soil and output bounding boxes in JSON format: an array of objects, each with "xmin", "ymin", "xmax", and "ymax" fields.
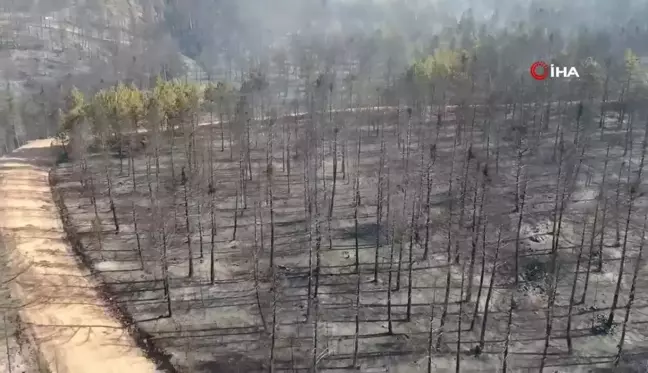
[{"xmin": 0, "ymin": 139, "xmax": 158, "ymax": 373}]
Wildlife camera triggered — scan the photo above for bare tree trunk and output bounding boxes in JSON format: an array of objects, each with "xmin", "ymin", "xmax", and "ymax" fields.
[
  {"xmin": 437, "ymin": 131, "xmax": 459, "ymax": 350},
  {"xmin": 306, "ymin": 155, "xmax": 314, "ymax": 320},
  {"xmin": 233, "ymin": 166, "xmax": 240, "ymax": 241},
  {"xmin": 246, "ymin": 117, "xmax": 253, "ymax": 180},
  {"xmin": 314, "ymin": 179, "xmax": 322, "ymax": 299},
  {"xmin": 495, "ymin": 122, "xmax": 501, "ymax": 175},
  {"xmin": 342, "ymin": 141, "xmax": 347, "ymax": 181},
  {"xmin": 105, "ymin": 165, "xmax": 119, "ymax": 233},
  {"xmin": 597, "ymin": 146, "xmax": 611, "ymax": 272},
  {"xmin": 146, "ymin": 156, "xmax": 155, "ymax": 207},
  {"xmin": 170, "ymin": 121, "xmax": 176, "ymax": 182},
  {"xmin": 311, "ymin": 298, "xmax": 319, "ymax": 373},
  {"xmin": 566, "ymin": 219, "xmax": 587, "ymax": 354},
  {"xmin": 161, "ymin": 223, "xmax": 172, "ymax": 318},
  {"xmin": 253, "ymin": 201, "xmax": 267, "ymax": 331},
  {"xmin": 513, "ymin": 145, "xmax": 524, "ymax": 212},
  {"xmin": 219, "ymin": 102, "xmax": 225, "ymax": 152},
  {"xmin": 209, "ymin": 183, "xmax": 216, "ymax": 284},
  {"xmin": 269, "ymin": 166, "xmax": 276, "ymax": 269},
  {"xmin": 352, "ymin": 258, "xmax": 361, "ymax": 367},
  {"xmin": 573, "ymin": 101, "xmax": 583, "ymax": 146},
  {"xmin": 478, "ymin": 228, "xmax": 501, "ymax": 350},
  {"xmin": 423, "ymin": 145, "xmax": 435, "ymax": 260},
  {"xmin": 406, "ymin": 195, "xmax": 417, "ymax": 321},
  {"xmin": 228, "ymin": 112, "xmax": 233, "ymax": 160},
  {"xmin": 551, "ymin": 132, "xmax": 565, "ymax": 255},
  {"xmin": 465, "ymin": 164, "xmax": 482, "ymax": 302},
  {"xmin": 88, "ymin": 170, "xmax": 103, "ymax": 251},
  {"xmin": 614, "ymin": 161, "xmax": 625, "ymax": 247},
  {"xmin": 582, "ymin": 147, "xmax": 608, "ymax": 301},
  {"xmin": 287, "ymin": 121, "xmax": 292, "ymax": 195},
  {"xmin": 374, "ymin": 129, "xmax": 384, "ymax": 281},
  {"xmin": 327, "ymin": 127, "xmax": 338, "ymax": 250},
  {"xmin": 615, "ymin": 215, "xmax": 647, "ymax": 366},
  {"xmin": 456, "ymin": 262, "xmax": 466, "ymax": 373},
  {"xmin": 397, "ymin": 111, "xmax": 413, "ymax": 289},
  {"xmin": 385, "ymin": 166, "xmax": 394, "ymax": 334},
  {"xmin": 197, "ymin": 200, "xmax": 203, "ymax": 259},
  {"xmin": 514, "ymin": 175, "xmax": 528, "ymax": 286},
  {"xmin": 539, "ymin": 257, "xmax": 560, "ymax": 372},
  {"xmin": 354, "ymin": 144, "xmax": 361, "ymax": 274},
  {"xmin": 606, "ymin": 164, "xmax": 634, "ymax": 329},
  {"xmin": 454, "ymin": 146, "xmax": 473, "ymax": 264},
  {"xmin": 427, "ymin": 281, "xmax": 437, "ymax": 373},
  {"xmin": 636, "ymin": 118, "xmax": 648, "ymax": 183},
  {"xmin": 132, "ymin": 201, "xmax": 144, "ymax": 269},
  {"xmin": 552, "ymin": 114, "xmax": 562, "ymax": 162},
  {"xmin": 501, "ymin": 293, "xmax": 515, "ymax": 373},
  {"xmin": 387, "ymin": 219, "xmax": 395, "ymax": 335},
  {"xmin": 598, "ymin": 60, "xmax": 611, "ymax": 132},
  {"xmin": 181, "ymin": 167, "xmax": 193, "ymax": 277},
  {"xmin": 470, "ymin": 218, "xmax": 487, "ymax": 331},
  {"xmin": 269, "ymin": 272, "xmax": 278, "ymax": 373}
]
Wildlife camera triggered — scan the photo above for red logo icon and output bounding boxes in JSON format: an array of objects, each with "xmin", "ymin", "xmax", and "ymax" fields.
[{"xmin": 530, "ymin": 61, "xmax": 549, "ymax": 80}]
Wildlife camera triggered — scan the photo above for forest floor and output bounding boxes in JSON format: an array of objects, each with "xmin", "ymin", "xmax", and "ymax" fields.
[
  {"xmin": 52, "ymin": 105, "xmax": 648, "ymax": 372},
  {"xmin": 0, "ymin": 139, "xmax": 159, "ymax": 373}
]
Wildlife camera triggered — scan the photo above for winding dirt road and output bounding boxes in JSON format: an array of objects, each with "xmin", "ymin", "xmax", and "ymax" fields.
[{"xmin": 0, "ymin": 140, "xmax": 157, "ymax": 373}]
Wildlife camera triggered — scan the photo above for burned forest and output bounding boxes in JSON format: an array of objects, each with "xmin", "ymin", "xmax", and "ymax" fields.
[{"xmin": 1, "ymin": 0, "xmax": 648, "ymax": 372}]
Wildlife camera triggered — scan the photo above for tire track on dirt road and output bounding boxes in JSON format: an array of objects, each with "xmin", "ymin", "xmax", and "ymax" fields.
[{"xmin": 0, "ymin": 139, "xmax": 160, "ymax": 373}]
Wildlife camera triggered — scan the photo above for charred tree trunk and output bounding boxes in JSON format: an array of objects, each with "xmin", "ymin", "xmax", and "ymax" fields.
[
  {"xmin": 427, "ymin": 282, "xmax": 437, "ymax": 373},
  {"xmin": 615, "ymin": 215, "xmax": 647, "ymax": 366},
  {"xmin": 597, "ymin": 146, "xmax": 611, "ymax": 272},
  {"xmin": 311, "ymin": 298, "xmax": 319, "ymax": 373},
  {"xmin": 582, "ymin": 147, "xmax": 608, "ymax": 301},
  {"xmin": 514, "ymin": 175, "xmax": 528, "ymax": 286},
  {"xmin": 566, "ymin": 219, "xmax": 587, "ymax": 354},
  {"xmin": 406, "ymin": 196, "xmax": 418, "ymax": 321},
  {"xmin": 197, "ymin": 200, "xmax": 203, "ymax": 259},
  {"xmin": 181, "ymin": 167, "xmax": 193, "ymax": 278},
  {"xmin": 374, "ymin": 129, "xmax": 385, "ymax": 281},
  {"xmin": 614, "ymin": 161, "xmax": 625, "ymax": 247},
  {"xmin": 465, "ymin": 165, "xmax": 482, "ymax": 303},
  {"xmin": 478, "ymin": 228, "xmax": 501, "ymax": 350},
  {"xmin": 598, "ymin": 59, "xmax": 611, "ymax": 132},
  {"xmin": 88, "ymin": 172, "xmax": 103, "ymax": 251},
  {"xmin": 132, "ymin": 202, "xmax": 144, "ymax": 269},
  {"xmin": 105, "ymin": 166, "xmax": 119, "ymax": 233},
  {"xmin": 470, "ymin": 218, "xmax": 488, "ymax": 331},
  {"xmin": 423, "ymin": 145, "xmax": 435, "ymax": 260},
  {"xmin": 253, "ymin": 201, "xmax": 267, "ymax": 331},
  {"xmin": 501, "ymin": 293, "xmax": 515, "ymax": 373},
  {"xmin": 354, "ymin": 145, "xmax": 361, "ymax": 274},
  {"xmin": 161, "ymin": 223, "xmax": 172, "ymax": 318},
  {"xmin": 606, "ymin": 165, "xmax": 634, "ymax": 329},
  {"xmin": 352, "ymin": 258, "xmax": 361, "ymax": 367},
  {"xmin": 328, "ymin": 127, "xmax": 338, "ymax": 250},
  {"xmin": 539, "ymin": 258, "xmax": 560, "ymax": 372},
  {"xmin": 437, "ymin": 131, "xmax": 459, "ymax": 350},
  {"xmin": 454, "ymin": 146, "xmax": 473, "ymax": 264},
  {"xmin": 269, "ymin": 272, "xmax": 278, "ymax": 373},
  {"xmin": 456, "ymin": 262, "xmax": 466, "ymax": 373},
  {"xmin": 385, "ymin": 166, "xmax": 394, "ymax": 335},
  {"xmin": 209, "ymin": 183, "xmax": 216, "ymax": 284},
  {"xmin": 269, "ymin": 165, "xmax": 276, "ymax": 269},
  {"xmin": 233, "ymin": 169, "xmax": 240, "ymax": 231}
]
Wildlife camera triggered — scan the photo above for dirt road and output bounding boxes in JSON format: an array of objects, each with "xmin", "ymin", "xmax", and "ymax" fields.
[{"xmin": 0, "ymin": 140, "xmax": 157, "ymax": 373}]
